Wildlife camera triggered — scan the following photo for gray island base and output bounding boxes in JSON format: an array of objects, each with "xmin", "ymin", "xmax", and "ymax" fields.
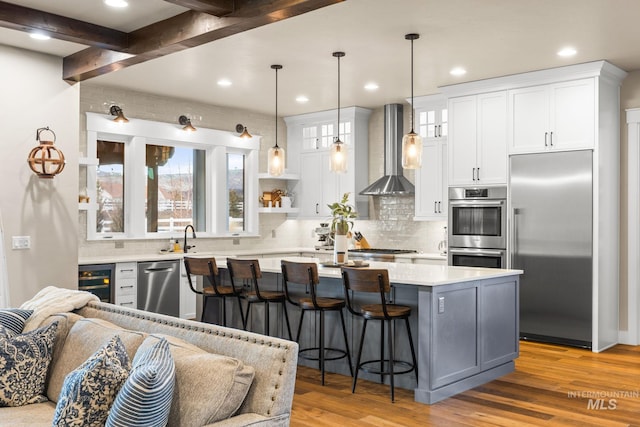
[{"xmin": 209, "ymin": 256, "xmax": 522, "ymax": 405}]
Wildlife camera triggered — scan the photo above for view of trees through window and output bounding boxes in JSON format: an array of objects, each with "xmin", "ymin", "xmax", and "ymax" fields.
[
  {"xmin": 146, "ymin": 144, "xmax": 203, "ymax": 233},
  {"xmin": 227, "ymin": 153, "xmax": 245, "ymax": 232},
  {"xmin": 96, "ymin": 140, "xmax": 124, "ymax": 233}
]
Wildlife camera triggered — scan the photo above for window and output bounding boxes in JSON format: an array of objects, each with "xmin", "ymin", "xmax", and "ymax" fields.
[
  {"xmin": 227, "ymin": 153, "xmax": 245, "ymax": 232},
  {"xmin": 145, "ymin": 145, "xmax": 205, "ymax": 233},
  {"xmin": 85, "ymin": 113, "xmax": 259, "ymax": 240},
  {"xmin": 96, "ymin": 140, "xmax": 124, "ymax": 233}
]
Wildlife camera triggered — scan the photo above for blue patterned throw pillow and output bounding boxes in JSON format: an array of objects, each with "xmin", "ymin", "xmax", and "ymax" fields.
[
  {"xmin": 52, "ymin": 335, "xmax": 131, "ymax": 427},
  {"xmin": 0, "ymin": 321, "xmax": 58, "ymax": 407},
  {"xmin": 106, "ymin": 337, "xmax": 176, "ymax": 427},
  {"xmin": 0, "ymin": 308, "xmax": 33, "ymax": 335}
]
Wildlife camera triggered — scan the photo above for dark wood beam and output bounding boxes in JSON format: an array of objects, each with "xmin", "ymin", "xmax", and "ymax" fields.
[
  {"xmin": 0, "ymin": 1, "xmax": 128, "ymax": 50},
  {"xmin": 63, "ymin": 0, "xmax": 344, "ymax": 82},
  {"xmin": 164, "ymin": 0, "xmax": 235, "ymax": 16}
]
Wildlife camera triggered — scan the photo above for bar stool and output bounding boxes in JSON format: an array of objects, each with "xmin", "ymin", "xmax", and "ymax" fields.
[
  {"xmin": 281, "ymin": 260, "xmax": 353, "ymax": 385},
  {"xmin": 227, "ymin": 258, "xmax": 292, "ymax": 339},
  {"xmin": 183, "ymin": 257, "xmax": 246, "ymax": 329},
  {"xmin": 341, "ymin": 267, "xmax": 418, "ymax": 402}
]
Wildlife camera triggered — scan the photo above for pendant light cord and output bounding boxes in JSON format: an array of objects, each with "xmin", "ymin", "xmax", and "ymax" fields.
[
  {"xmin": 333, "ymin": 52, "xmax": 345, "ymax": 143},
  {"xmin": 411, "ymin": 37, "xmax": 414, "ymax": 132},
  {"xmin": 275, "ymin": 66, "xmax": 278, "ymax": 148}
]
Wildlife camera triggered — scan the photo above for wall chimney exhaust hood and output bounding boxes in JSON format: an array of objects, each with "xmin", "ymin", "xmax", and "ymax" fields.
[{"xmin": 360, "ymin": 104, "xmax": 415, "ymax": 196}]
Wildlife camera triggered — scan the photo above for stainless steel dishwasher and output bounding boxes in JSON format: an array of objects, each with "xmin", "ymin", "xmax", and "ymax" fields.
[{"xmin": 137, "ymin": 260, "xmax": 180, "ymax": 317}]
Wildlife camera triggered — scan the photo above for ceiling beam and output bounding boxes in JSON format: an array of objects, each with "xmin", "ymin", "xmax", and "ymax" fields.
[
  {"xmin": 163, "ymin": 0, "xmax": 235, "ymax": 16},
  {"xmin": 63, "ymin": 0, "xmax": 343, "ymax": 82},
  {"xmin": 0, "ymin": 1, "xmax": 128, "ymax": 50}
]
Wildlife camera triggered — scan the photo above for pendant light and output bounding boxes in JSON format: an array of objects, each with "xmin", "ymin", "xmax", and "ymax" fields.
[
  {"xmin": 402, "ymin": 33, "xmax": 422, "ymax": 169},
  {"xmin": 330, "ymin": 51, "xmax": 347, "ymax": 173},
  {"xmin": 268, "ymin": 64, "xmax": 285, "ymax": 177}
]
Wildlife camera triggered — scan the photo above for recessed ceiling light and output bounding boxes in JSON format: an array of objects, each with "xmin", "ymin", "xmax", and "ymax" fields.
[
  {"xmin": 364, "ymin": 82, "xmax": 379, "ymax": 91},
  {"xmin": 217, "ymin": 79, "xmax": 232, "ymax": 87},
  {"xmin": 105, "ymin": 0, "xmax": 128, "ymax": 7},
  {"xmin": 29, "ymin": 33, "xmax": 50, "ymax": 41},
  {"xmin": 296, "ymin": 95, "xmax": 309, "ymax": 103},
  {"xmin": 557, "ymin": 47, "xmax": 577, "ymax": 57},
  {"xmin": 450, "ymin": 67, "xmax": 467, "ymax": 76}
]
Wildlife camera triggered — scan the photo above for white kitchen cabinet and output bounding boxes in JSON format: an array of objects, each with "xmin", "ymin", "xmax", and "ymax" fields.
[
  {"xmin": 285, "ymin": 107, "xmax": 371, "ymax": 219},
  {"xmin": 508, "ymin": 78, "xmax": 595, "ymax": 153},
  {"xmin": 114, "ymin": 262, "xmax": 137, "ymax": 308},
  {"xmin": 415, "ymin": 140, "xmax": 447, "ymax": 220},
  {"xmin": 413, "ymin": 94, "xmax": 448, "ymax": 141},
  {"xmin": 448, "ymin": 91, "xmax": 507, "ymax": 186},
  {"xmin": 179, "ymin": 262, "xmax": 196, "ymax": 320}
]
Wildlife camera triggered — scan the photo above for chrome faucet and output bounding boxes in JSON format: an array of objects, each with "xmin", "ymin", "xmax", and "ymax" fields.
[{"xmin": 184, "ymin": 225, "xmax": 196, "ymax": 253}]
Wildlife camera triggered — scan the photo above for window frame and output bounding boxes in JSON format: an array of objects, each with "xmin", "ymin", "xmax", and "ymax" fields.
[{"xmin": 85, "ymin": 112, "xmax": 260, "ymax": 240}]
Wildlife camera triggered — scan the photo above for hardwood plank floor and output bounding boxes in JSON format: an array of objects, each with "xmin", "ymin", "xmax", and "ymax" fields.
[{"xmin": 290, "ymin": 341, "xmax": 640, "ymax": 426}]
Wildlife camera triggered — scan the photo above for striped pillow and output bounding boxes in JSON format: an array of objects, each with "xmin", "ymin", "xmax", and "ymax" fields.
[
  {"xmin": 106, "ymin": 337, "xmax": 175, "ymax": 427},
  {"xmin": 0, "ymin": 309, "xmax": 33, "ymax": 335}
]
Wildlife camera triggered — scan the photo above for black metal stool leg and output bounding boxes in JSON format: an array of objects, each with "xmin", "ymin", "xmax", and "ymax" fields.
[
  {"xmin": 388, "ymin": 319, "xmax": 395, "ymax": 402},
  {"xmin": 221, "ymin": 298, "xmax": 227, "ymax": 327},
  {"xmin": 380, "ymin": 319, "xmax": 385, "ymax": 384},
  {"xmin": 320, "ymin": 310, "xmax": 325, "ymax": 385},
  {"xmin": 353, "ymin": 319, "xmax": 368, "ymax": 394},
  {"xmin": 201, "ymin": 296, "xmax": 208, "ymax": 322},
  {"xmin": 236, "ymin": 295, "xmax": 246, "ymax": 330},
  {"xmin": 296, "ymin": 310, "xmax": 306, "ymax": 342},
  {"xmin": 405, "ymin": 317, "xmax": 418, "ymax": 377},
  {"xmin": 264, "ymin": 301, "xmax": 270, "ymax": 336},
  {"xmin": 339, "ymin": 310, "xmax": 353, "ymax": 377},
  {"xmin": 282, "ymin": 301, "xmax": 292, "ymax": 340}
]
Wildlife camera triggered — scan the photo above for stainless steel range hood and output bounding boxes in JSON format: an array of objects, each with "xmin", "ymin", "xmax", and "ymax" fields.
[{"xmin": 359, "ymin": 103, "xmax": 415, "ymax": 196}]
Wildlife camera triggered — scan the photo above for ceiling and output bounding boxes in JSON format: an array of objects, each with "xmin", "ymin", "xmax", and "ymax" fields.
[{"xmin": 2, "ymin": 0, "xmax": 640, "ymax": 117}]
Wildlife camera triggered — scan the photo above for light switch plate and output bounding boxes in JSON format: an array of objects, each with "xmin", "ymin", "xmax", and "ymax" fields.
[
  {"xmin": 438, "ymin": 296, "xmax": 445, "ymax": 313},
  {"xmin": 12, "ymin": 236, "xmax": 31, "ymax": 250}
]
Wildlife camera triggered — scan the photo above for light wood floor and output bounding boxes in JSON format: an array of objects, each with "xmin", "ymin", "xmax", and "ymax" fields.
[{"xmin": 290, "ymin": 341, "xmax": 640, "ymax": 426}]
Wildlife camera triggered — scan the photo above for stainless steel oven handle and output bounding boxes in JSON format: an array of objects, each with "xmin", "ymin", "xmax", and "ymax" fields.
[
  {"xmin": 449, "ymin": 248, "xmax": 505, "ymax": 256},
  {"xmin": 450, "ymin": 200, "xmax": 505, "ymax": 206}
]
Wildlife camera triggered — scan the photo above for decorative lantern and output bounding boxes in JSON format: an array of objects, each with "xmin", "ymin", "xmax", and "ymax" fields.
[{"xmin": 27, "ymin": 127, "xmax": 66, "ymax": 179}]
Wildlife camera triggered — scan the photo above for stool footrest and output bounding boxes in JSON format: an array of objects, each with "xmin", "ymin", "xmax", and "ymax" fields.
[
  {"xmin": 299, "ymin": 346, "xmax": 349, "ymax": 362},
  {"xmin": 358, "ymin": 359, "xmax": 415, "ymax": 376}
]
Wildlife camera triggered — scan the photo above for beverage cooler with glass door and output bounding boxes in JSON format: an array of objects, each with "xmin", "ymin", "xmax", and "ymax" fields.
[{"xmin": 78, "ymin": 264, "xmax": 115, "ymax": 303}]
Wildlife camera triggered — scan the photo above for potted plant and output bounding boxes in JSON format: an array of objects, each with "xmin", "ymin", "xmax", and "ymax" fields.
[{"xmin": 328, "ymin": 192, "xmax": 357, "ymax": 264}]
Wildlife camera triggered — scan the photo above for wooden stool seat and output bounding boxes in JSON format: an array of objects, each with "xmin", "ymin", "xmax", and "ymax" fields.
[
  {"xmin": 202, "ymin": 285, "xmax": 236, "ymax": 296},
  {"xmin": 282, "ymin": 260, "xmax": 353, "ymax": 386},
  {"xmin": 298, "ymin": 297, "xmax": 345, "ymax": 311},
  {"xmin": 244, "ymin": 289, "xmax": 287, "ymax": 302},
  {"xmin": 342, "ymin": 267, "xmax": 418, "ymax": 402},
  {"xmin": 359, "ymin": 303, "xmax": 411, "ymax": 319}
]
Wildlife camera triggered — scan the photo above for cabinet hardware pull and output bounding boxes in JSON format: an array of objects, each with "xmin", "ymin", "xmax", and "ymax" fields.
[
  {"xmin": 434, "ymin": 201, "xmax": 437, "ymax": 213},
  {"xmin": 472, "ymin": 167, "xmax": 476, "ymax": 181},
  {"xmin": 550, "ymin": 131, "xmax": 553, "ymax": 146},
  {"xmin": 121, "ymin": 302, "xmax": 133, "ymax": 306},
  {"xmin": 120, "ymin": 285, "xmax": 133, "ymax": 289},
  {"xmin": 544, "ymin": 132, "xmax": 548, "ymax": 146},
  {"xmin": 438, "ymin": 201, "xmax": 442, "ymax": 213},
  {"xmin": 315, "ymin": 203, "xmax": 319, "ymax": 214},
  {"xmin": 477, "ymin": 167, "xmax": 480, "ymax": 181},
  {"xmin": 119, "ymin": 269, "xmax": 134, "ymax": 272}
]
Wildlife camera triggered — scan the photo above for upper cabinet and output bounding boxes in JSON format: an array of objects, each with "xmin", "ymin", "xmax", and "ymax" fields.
[
  {"xmin": 508, "ymin": 78, "xmax": 595, "ymax": 153},
  {"xmin": 448, "ymin": 91, "xmax": 507, "ymax": 186},
  {"xmin": 284, "ymin": 107, "xmax": 371, "ymax": 219},
  {"xmin": 413, "ymin": 95, "xmax": 449, "ymax": 220}
]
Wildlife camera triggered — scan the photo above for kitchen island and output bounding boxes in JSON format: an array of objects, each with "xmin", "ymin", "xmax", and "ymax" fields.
[{"xmin": 216, "ymin": 256, "xmax": 522, "ymax": 405}]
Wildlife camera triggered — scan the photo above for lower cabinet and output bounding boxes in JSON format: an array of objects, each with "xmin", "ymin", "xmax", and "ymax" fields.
[
  {"xmin": 114, "ymin": 262, "xmax": 137, "ymax": 308},
  {"xmin": 419, "ymin": 276, "xmax": 519, "ymax": 392}
]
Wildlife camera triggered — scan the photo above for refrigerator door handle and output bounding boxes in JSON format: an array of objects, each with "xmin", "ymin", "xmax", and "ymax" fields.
[{"xmin": 511, "ymin": 208, "xmax": 519, "ymax": 268}]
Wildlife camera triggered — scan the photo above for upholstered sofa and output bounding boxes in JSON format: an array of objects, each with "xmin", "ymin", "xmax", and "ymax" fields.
[{"xmin": 0, "ymin": 301, "xmax": 299, "ymax": 426}]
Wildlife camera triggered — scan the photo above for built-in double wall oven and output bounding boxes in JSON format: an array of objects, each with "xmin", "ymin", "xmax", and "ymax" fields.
[{"xmin": 448, "ymin": 186, "xmax": 507, "ymax": 268}]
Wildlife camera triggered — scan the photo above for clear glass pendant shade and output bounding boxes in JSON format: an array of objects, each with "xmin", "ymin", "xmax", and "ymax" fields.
[
  {"xmin": 402, "ymin": 130, "xmax": 422, "ymax": 169},
  {"xmin": 330, "ymin": 140, "xmax": 347, "ymax": 173},
  {"xmin": 268, "ymin": 145, "xmax": 285, "ymax": 176}
]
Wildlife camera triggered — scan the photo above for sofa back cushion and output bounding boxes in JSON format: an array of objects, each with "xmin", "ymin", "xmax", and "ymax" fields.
[
  {"xmin": 138, "ymin": 334, "xmax": 255, "ymax": 427},
  {"xmin": 46, "ymin": 318, "xmax": 145, "ymax": 402}
]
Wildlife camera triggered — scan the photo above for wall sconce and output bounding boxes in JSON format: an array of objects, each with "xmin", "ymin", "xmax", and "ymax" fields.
[
  {"xmin": 179, "ymin": 115, "xmax": 197, "ymax": 132},
  {"xmin": 235, "ymin": 123, "xmax": 252, "ymax": 139},
  {"xmin": 27, "ymin": 127, "xmax": 66, "ymax": 179},
  {"xmin": 109, "ymin": 105, "xmax": 129, "ymax": 123}
]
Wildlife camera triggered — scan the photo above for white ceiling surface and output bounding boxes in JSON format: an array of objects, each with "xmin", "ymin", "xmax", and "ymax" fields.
[{"xmin": 2, "ymin": 0, "xmax": 640, "ymax": 117}]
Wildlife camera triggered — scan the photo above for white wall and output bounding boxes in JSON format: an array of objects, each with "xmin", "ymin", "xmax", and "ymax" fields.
[{"xmin": 0, "ymin": 45, "xmax": 79, "ymax": 305}]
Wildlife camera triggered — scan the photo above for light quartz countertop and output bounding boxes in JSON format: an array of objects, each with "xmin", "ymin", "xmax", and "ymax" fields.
[{"xmin": 78, "ymin": 247, "xmax": 447, "ymax": 265}]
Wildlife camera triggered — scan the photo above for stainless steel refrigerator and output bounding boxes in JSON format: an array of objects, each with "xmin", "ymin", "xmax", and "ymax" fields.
[{"xmin": 510, "ymin": 150, "xmax": 592, "ymax": 348}]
